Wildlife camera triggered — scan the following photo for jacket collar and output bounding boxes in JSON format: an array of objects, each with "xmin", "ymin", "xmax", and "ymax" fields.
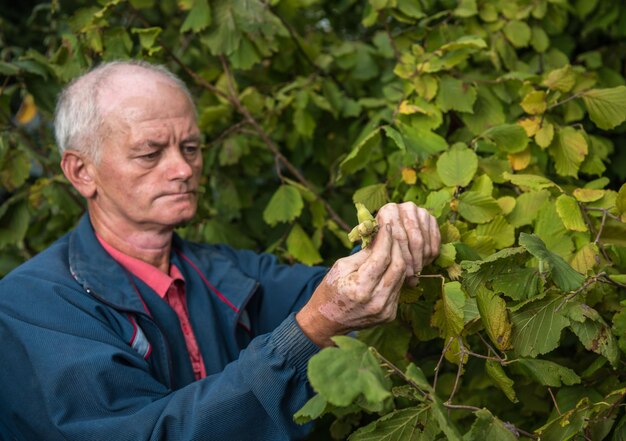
[
  {"xmin": 68, "ymin": 214, "xmax": 257, "ymax": 322},
  {"xmin": 68, "ymin": 214, "xmax": 149, "ymax": 314}
]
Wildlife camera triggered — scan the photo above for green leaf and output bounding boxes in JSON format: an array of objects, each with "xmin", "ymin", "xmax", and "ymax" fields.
[
  {"xmin": 294, "ymin": 394, "xmax": 327, "ymax": 424},
  {"xmin": 436, "ymin": 143, "xmax": 478, "ymax": 187},
  {"xmin": 461, "ymin": 247, "xmax": 528, "ymax": 296},
  {"xmin": 581, "ymin": 86, "xmax": 626, "ymax": 130},
  {"xmin": 616, "ymin": 183, "xmax": 626, "ymax": 222},
  {"xmin": 431, "ymin": 281, "xmax": 466, "ymax": 338},
  {"xmin": 530, "ymin": 26, "xmax": 550, "ymax": 52},
  {"xmin": 348, "ymin": 407, "xmax": 438, "ymax": 441},
  {"xmin": 466, "ymin": 408, "xmax": 518, "ymax": 441},
  {"xmin": 519, "ymin": 233, "xmax": 585, "ymax": 291},
  {"xmin": 492, "ymin": 268, "xmax": 540, "ymax": 301},
  {"xmin": 358, "ymin": 320, "xmax": 412, "ymax": 364},
  {"xmin": 503, "ymin": 20, "xmax": 531, "ymax": 48},
  {"xmin": 502, "ymin": 172, "xmax": 560, "ymax": 191},
  {"xmin": 0, "ymin": 200, "xmax": 30, "ymax": 248},
  {"xmin": 568, "ymin": 304, "xmax": 619, "ymax": 366},
  {"xmin": 555, "ymin": 194, "xmax": 587, "ymax": 232},
  {"xmin": 476, "ymin": 288, "xmax": 513, "ymax": 351},
  {"xmin": 201, "ymin": 0, "xmax": 240, "ymax": 55},
  {"xmin": 339, "ymin": 127, "xmax": 381, "ymax": 179},
  {"xmin": 549, "ymin": 127, "xmax": 588, "ymax": 178},
  {"xmin": 0, "ymin": 150, "xmax": 31, "ymax": 192},
  {"xmin": 507, "ymin": 189, "xmax": 551, "ymax": 227},
  {"xmin": 535, "ymin": 121, "xmax": 554, "ymax": 148},
  {"xmin": 286, "ymin": 223, "xmax": 322, "ymax": 265},
  {"xmin": 181, "ymin": 0, "xmax": 211, "ymax": 32},
  {"xmin": 435, "ymin": 76, "xmax": 477, "ymax": 113},
  {"xmin": 131, "ymin": 27, "xmax": 162, "ymax": 55},
  {"xmin": 482, "ymin": 124, "xmax": 529, "ymax": 153},
  {"xmin": 353, "ymin": 184, "xmax": 388, "ymax": 213},
  {"xmin": 485, "ymin": 361, "xmax": 518, "ymax": 403},
  {"xmin": 516, "ymin": 358, "xmax": 581, "ymax": 387},
  {"xmin": 510, "ymin": 295, "xmax": 571, "ymax": 357},
  {"xmin": 308, "ymin": 336, "xmax": 391, "ymax": 407},
  {"xmin": 262, "ymin": 185, "xmax": 304, "ymax": 226},
  {"xmin": 460, "ymin": 88, "xmax": 505, "ymax": 135},
  {"xmin": 397, "ymin": 122, "xmax": 448, "ymax": 161},
  {"xmin": 435, "ymin": 243, "xmax": 457, "ymax": 268},
  {"xmin": 476, "ymin": 215, "xmax": 515, "ymax": 249},
  {"xmin": 453, "ymin": 0, "xmax": 477, "ymax": 17},
  {"xmin": 457, "ymin": 191, "xmax": 500, "ymax": 224}
]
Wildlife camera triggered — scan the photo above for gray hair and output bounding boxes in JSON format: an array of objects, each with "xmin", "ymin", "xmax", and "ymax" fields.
[{"xmin": 54, "ymin": 60, "xmax": 195, "ymax": 162}]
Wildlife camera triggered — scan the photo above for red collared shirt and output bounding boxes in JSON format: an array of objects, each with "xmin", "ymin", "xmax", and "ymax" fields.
[{"xmin": 96, "ymin": 234, "xmax": 207, "ymax": 380}]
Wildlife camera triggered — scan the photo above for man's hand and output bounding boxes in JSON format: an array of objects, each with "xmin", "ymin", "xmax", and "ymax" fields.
[
  {"xmin": 376, "ymin": 202, "xmax": 441, "ymax": 286},
  {"xmin": 296, "ymin": 202, "xmax": 440, "ymax": 348}
]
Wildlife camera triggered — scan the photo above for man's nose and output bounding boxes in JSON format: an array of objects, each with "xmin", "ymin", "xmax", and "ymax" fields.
[{"xmin": 165, "ymin": 147, "xmax": 194, "ymax": 180}]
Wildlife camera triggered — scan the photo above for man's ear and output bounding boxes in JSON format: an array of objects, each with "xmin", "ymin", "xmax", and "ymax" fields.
[{"xmin": 60, "ymin": 150, "xmax": 98, "ymax": 199}]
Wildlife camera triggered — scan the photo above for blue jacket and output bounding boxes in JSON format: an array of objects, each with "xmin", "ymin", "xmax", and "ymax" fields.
[{"xmin": 0, "ymin": 215, "xmax": 327, "ymax": 440}]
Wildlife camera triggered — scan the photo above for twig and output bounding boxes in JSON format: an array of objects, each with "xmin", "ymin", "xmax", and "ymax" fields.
[
  {"xmin": 446, "ymin": 340, "xmax": 465, "ymax": 407},
  {"xmin": 433, "ymin": 337, "xmax": 455, "ymax": 392},
  {"xmin": 442, "ymin": 403, "xmax": 480, "ymax": 411},
  {"xmin": 477, "ymin": 332, "xmax": 505, "ymax": 363},
  {"xmin": 546, "ymin": 92, "xmax": 582, "ymax": 111},
  {"xmin": 548, "ymin": 387, "xmax": 561, "ymax": 415},
  {"xmin": 595, "ymin": 209, "xmax": 608, "ymax": 245},
  {"xmin": 558, "ymin": 272, "xmax": 606, "ymax": 308},
  {"xmin": 371, "ymin": 348, "xmax": 429, "ymax": 399}
]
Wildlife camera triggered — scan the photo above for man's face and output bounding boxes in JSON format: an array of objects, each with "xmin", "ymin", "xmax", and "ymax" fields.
[{"xmin": 88, "ymin": 75, "xmax": 202, "ymax": 233}]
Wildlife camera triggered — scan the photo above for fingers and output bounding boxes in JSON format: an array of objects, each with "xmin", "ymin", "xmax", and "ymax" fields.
[
  {"xmin": 377, "ymin": 204, "xmax": 416, "ymax": 277},
  {"xmin": 355, "ymin": 223, "xmax": 394, "ymax": 293},
  {"xmin": 367, "ymin": 239, "xmax": 406, "ymax": 320}
]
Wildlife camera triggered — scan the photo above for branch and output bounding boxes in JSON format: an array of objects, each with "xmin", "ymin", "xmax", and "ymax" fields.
[
  {"xmin": 433, "ymin": 336, "xmax": 455, "ymax": 392},
  {"xmin": 546, "ymin": 92, "xmax": 583, "ymax": 111},
  {"xmin": 371, "ymin": 348, "xmax": 429, "ymax": 399}
]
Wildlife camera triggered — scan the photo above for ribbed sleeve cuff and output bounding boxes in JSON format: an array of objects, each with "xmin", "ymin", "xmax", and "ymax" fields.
[{"xmin": 269, "ymin": 313, "xmax": 320, "ymax": 375}]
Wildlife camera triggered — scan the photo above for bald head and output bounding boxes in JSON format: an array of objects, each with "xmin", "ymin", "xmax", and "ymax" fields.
[{"xmin": 54, "ymin": 61, "xmax": 195, "ymax": 162}]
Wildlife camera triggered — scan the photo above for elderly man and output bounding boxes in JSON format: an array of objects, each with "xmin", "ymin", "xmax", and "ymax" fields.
[{"xmin": 0, "ymin": 61, "xmax": 440, "ymax": 440}]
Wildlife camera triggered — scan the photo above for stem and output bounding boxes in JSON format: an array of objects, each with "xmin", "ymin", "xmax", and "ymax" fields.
[
  {"xmin": 371, "ymin": 348, "xmax": 428, "ymax": 398},
  {"xmin": 548, "ymin": 387, "xmax": 561, "ymax": 416},
  {"xmin": 546, "ymin": 92, "xmax": 582, "ymax": 111},
  {"xmin": 433, "ymin": 337, "xmax": 455, "ymax": 392}
]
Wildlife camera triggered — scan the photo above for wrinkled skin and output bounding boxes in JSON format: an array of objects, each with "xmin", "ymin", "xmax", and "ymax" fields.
[{"xmin": 296, "ymin": 202, "xmax": 441, "ymax": 347}]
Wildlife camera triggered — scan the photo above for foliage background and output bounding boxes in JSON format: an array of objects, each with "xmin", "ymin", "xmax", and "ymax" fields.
[{"xmin": 2, "ymin": 0, "xmax": 626, "ymax": 439}]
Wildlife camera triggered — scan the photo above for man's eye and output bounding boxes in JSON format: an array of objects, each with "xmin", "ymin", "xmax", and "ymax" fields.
[
  {"xmin": 141, "ymin": 151, "xmax": 161, "ymax": 160},
  {"xmin": 183, "ymin": 145, "xmax": 200, "ymax": 156}
]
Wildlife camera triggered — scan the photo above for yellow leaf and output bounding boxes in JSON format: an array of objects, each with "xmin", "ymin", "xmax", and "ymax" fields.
[
  {"xmin": 573, "ymin": 188, "xmax": 605, "ymax": 202},
  {"xmin": 497, "ymin": 196, "xmax": 516, "ymax": 215},
  {"xmin": 535, "ymin": 121, "xmax": 554, "ymax": 148},
  {"xmin": 398, "ymin": 100, "xmax": 421, "ymax": 115},
  {"xmin": 401, "ymin": 167, "xmax": 417, "ymax": 184},
  {"xmin": 570, "ymin": 243, "xmax": 599, "ymax": 274},
  {"xmin": 518, "ymin": 116, "xmax": 541, "ymax": 136},
  {"xmin": 521, "ymin": 90, "xmax": 547, "ymax": 115},
  {"xmin": 508, "ymin": 148, "xmax": 531, "ymax": 170},
  {"xmin": 16, "ymin": 95, "xmax": 38, "ymax": 125}
]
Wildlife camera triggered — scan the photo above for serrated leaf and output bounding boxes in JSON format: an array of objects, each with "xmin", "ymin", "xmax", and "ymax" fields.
[
  {"xmin": 520, "ymin": 90, "xmax": 547, "ymax": 115},
  {"xmin": 461, "ymin": 88, "xmax": 505, "ymax": 135},
  {"xmin": 398, "ymin": 122, "xmax": 448, "ymax": 161},
  {"xmin": 519, "ymin": 233, "xmax": 585, "ymax": 291},
  {"xmin": 518, "ymin": 117, "xmax": 541, "ymax": 137},
  {"xmin": 262, "ymin": 185, "xmax": 304, "ymax": 226},
  {"xmin": 308, "ymin": 336, "xmax": 391, "ymax": 407},
  {"xmin": 457, "ymin": 191, "xmax": 500, "ymax": 224},
  {"xmin": 476, "ymin": 288, "xmax": 512, "ymax": 351},
  {"xmin": 431, "ymin": 282, "xmax": 465, "ymax": 338},
  {"xmin": 508, "ymin": 148, "xmax": 531, "ymax": 171},
  {"xmin": 555, "ymin": 194, "xmax": 587, "ymax": 232},
  {"xmin": 131, "ymin": 27, "xmax": 162, "ymax": 54},
  {"xmin": 492, "ymin": 268, "xmax": 540, "ymax": 301},
  {"xmin": 358, "ymin": 320, "xmax": 412, "ymax": 364},
  {"xmin": 435, "ymin": 243, "xmax": 457, "ymax": 268},
  {"xmin": 476, "ymin": 215, "xmax": 515, "ymax": 249},
  {"xmin": 568, "ymin": 304, "xmax": 619, "ymax": 366},
  {"xmin": 461, "ymin": 247, "xmax": 528, "ymax": 297},
  {"xmin": 466, "ymin": 408, "xmax": 518, "ymax": 440},
  {"xmin": 435, "ymin": 76, "xmax": 477, "ymax": 113},
  {"xmin": 482, "ymin": 124, "xmax": 529, "ymax": 153},
  {"xmin": 348, "ymin": 407, "xmax": 437, "ymax": 441},
  {"xmin": 502, "ymin": 172, "xmax": 559, "ymax": 191},
  {"xmin": 507, "ymin": 189, "xmax": 550, "ymax": 227},
  {"xmin": 0, "ymin": 201, "xmax": 30, "ymax": 248},
  {"xmin": 339, "ymin": 127, "xmax": 381, "ymax": 179},
  {"xmin": 353, "ymin": 184, "xmax": 388, "ymax": 213},
  {"xmin": 542, "ymin": 64, "xmax": 576, "ymax": 93},
  {"xmin": 516, "ymin": 358, "xmax": 581, "ymax": 387},
  {"xmin": 503, "ymin": 20, "xmax": 531, "ymax": 48},
  {"xmin": 486, "ymin": 361, "xmax": 518, "ymax": 403},
  {"xmin": 581, "ymin": 86, "xmax": 626, "ymax": 130},
  {"xmin": 549, "ymin": 127, "xmax": 588, "ymax": 178},
  {"xmin": 294, "ymin": 394, "xmax": 327, "ymax": 425},
  {"xmin": 510, "ymin": 295, "xmax": 571, "ymax": 357},
  {"xmin": 286, "ymin": 223, "xmax": 322, "ymax": 265},
  {"xmin": 436, "ymin": 144, "xmax": 478, "ymax": 187},
  {"xmin": 453, "ymin": 0, "xmax": 477, "ymax": 17}
]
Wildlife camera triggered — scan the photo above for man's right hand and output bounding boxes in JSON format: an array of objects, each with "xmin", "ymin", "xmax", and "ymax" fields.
[{"xmin": 295, "ymin": 224, "xmax": 407, "ymax": 348}]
